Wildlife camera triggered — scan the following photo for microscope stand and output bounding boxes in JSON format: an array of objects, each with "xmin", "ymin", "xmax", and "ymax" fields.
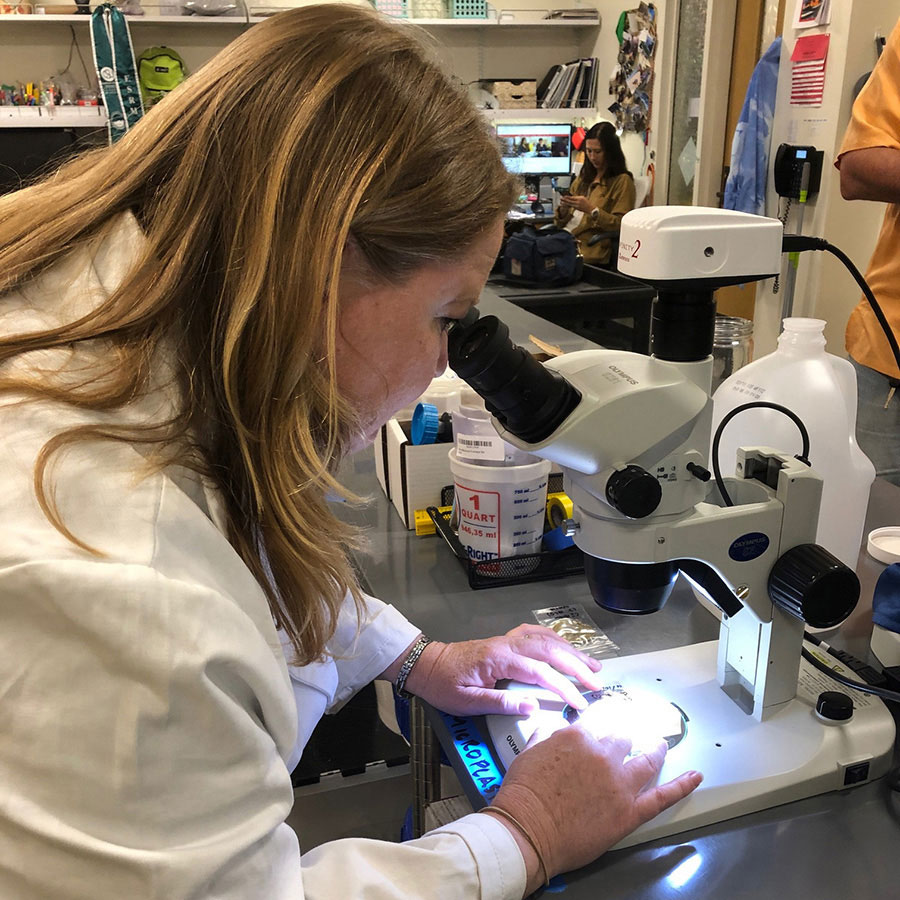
[{"xmin": 484, "ymin": 641, "xmax": 896, "ymax": 849}]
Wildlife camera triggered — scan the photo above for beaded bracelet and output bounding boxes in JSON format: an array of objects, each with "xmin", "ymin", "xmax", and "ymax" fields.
[
  {"xmin": 395, "ymin": 634, "xmax": 431, "ymax": 699},
  {"xmin": 479, "ymin": 805, "xmax": 551, "ymax": 888}
]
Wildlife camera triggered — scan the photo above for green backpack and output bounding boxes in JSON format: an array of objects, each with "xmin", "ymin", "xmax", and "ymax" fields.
[{"xmin": 137, "ymin": 46, "xmax": 187, "ymax": 107}]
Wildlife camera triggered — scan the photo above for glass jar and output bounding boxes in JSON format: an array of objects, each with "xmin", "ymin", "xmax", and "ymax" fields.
[{"xmin": 711, "ymin": 315, "xmax": 753, "ymax": 394}]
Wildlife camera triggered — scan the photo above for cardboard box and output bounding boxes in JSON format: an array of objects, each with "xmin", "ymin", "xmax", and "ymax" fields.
[
  {"xmin": 491, "ymin": 80, "xmax": 537, "ymax": 109},
  {"xmin": 374, "ymin": 418, "xmax": 454, "ymax": 529}
]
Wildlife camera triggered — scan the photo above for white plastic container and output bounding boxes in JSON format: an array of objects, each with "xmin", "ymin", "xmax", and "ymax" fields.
[
  {"xmin": 396, "ymin": 369, "xmax": 462, "ymax": 421},
  {"xmin": 453, "ymin": 388, "xmax": 535, "ymax": 467},
  {"xmin": 711, "ymin": 318, "xmax": 875, "ymax": 569},
  {"xmin": 449, "ymin": 448, "xmax": 551, "ymax": 563}
]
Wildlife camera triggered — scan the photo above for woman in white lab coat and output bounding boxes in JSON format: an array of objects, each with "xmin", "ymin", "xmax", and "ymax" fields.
[{"xmin": 0, "ymin": 6, "xmax": 701, "ymax": 899}]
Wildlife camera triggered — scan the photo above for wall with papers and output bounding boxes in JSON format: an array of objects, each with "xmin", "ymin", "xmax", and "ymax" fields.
[{"xmin": 752, "ymin": 0, "xmax": 900, "ymax": 359}]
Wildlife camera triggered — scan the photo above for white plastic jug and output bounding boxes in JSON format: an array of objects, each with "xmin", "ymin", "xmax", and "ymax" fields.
[{"xmin": 710, "ymin": 318, "xmax": 875, "ymax": 569}]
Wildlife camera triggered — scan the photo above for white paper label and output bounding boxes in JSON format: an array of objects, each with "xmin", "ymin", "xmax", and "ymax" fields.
[{"xmin": 456, "ymin": 433, "xmax": 506, "ymax": 462}]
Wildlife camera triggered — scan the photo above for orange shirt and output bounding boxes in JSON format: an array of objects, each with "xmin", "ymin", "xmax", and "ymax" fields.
[{"xmin": 836, "ymin": 18, "xmax": 900, "ymax": 379}]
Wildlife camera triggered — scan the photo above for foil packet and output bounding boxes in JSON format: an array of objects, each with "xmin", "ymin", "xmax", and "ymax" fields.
[{"xmin": 533, "ymin": 604, "xmax": 619, "ymax": 659}]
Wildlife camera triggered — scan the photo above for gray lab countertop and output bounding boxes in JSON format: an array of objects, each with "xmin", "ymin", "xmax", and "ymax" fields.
[{"xmin": 337, "ymin": 293, "xmax": 900, "ymax": 900}]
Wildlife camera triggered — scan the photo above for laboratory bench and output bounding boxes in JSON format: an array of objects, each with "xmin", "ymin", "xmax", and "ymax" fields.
[
  {"xmin": 334, "ymin": 294, "xmax": 900, "ymax": 899},
  {"xmin": 486, "ymin": 264, "xmax": 655, "ymax": 354}
]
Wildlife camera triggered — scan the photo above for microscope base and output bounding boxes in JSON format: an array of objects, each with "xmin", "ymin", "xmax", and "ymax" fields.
[{"xmin": 484, "ymin": 641, "xmax": 896, "ymax": 849}]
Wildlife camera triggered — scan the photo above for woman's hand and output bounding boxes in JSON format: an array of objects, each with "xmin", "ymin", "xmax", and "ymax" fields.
[
  {"xmin": 487, "ymin": 721, "xmax": 703, "ymax": 894},
  {"xmin": 400, "ymin": 624, "xmax": 606, "ymax": 715},
  {"xmin": 559, "ymin": 194, "xmax": 594, "ymax": 215}
]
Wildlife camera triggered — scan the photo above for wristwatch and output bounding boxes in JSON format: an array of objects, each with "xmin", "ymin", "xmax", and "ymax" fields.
[{"xmin": 395, "ymin": 634, "xmax": 431, "ymax": 699}]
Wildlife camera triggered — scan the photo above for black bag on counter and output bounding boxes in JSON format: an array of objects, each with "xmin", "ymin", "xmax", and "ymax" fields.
[{"xmin": 502, "ymin": 226, "xmax": 582, "ymax": 287}]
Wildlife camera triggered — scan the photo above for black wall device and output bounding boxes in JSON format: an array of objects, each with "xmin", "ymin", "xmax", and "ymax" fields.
[{"xmin": 773, "ymin": 143, "xmax": 824, "ymax": 199}]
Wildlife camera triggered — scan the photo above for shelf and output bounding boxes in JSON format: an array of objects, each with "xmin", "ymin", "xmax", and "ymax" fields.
[
  {"xmin": 0, "ymin": 12, "xmax": 251, "ymax": 22},
  {"xmin": 0, "ymin": 105, "xmax": 107, "ymax": 127},
  {"xmin": 0, "ymin": 12, "xmax": 598, "ymax": 26},
  {"xmin": 486, "ymin": 107, "xmax": 598, "ymax": 121},
  {"xmin": 402, "ymin": 17, "xmax": 599, "ymax": 27}
]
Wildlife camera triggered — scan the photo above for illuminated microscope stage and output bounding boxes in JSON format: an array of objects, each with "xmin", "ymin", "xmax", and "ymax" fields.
[{"xmin": 485, "ymin": 641, "xmax": 896, "ymax": 849}]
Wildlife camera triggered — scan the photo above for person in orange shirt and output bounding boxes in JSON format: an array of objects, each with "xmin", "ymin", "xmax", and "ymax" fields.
[{"xmin": 836, "ymin": 17, "xmax": 900, "ymax": 486}]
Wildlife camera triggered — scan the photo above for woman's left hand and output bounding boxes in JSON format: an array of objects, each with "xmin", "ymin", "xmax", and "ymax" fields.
[
  {"xmin": 404, "ymin": 624, "xmax": 605, "ymax": 716},
  {"xmin": 560, "ymin": 195, "xmax": 594, "ymax": 215}
]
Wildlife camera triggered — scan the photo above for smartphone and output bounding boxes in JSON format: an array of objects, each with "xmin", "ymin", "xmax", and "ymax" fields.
[{"xmin": 557, "ymin": 187, "xmax": 570, "ymax": 196}]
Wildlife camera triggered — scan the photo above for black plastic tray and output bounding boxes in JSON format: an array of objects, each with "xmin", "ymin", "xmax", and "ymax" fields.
[{"xmin": 426, "ymin": 505, "xmax": 584, "ymax": 590}]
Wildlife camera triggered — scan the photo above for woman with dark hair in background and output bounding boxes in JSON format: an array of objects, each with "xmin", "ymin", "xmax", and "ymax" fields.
[{"xmin": 555, "ymin": 121, "xmax": 637, "ymax": 266}]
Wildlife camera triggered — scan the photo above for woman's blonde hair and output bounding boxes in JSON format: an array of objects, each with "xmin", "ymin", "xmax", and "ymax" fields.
[{"xmin": 0, "ymin": 4, "xmax": 518, "ymax": 664}]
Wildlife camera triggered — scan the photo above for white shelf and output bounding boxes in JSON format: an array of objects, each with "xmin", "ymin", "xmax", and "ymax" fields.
[
  {"xmin": 404, "ymin": 17, "xmax": 599, "ymax": 27},
  {"xmin": 0, "ymin": 105, "xmax": 107, "ymax": 127},
  {"xmin": 0, "ymin": 12, "xmax": 251, "ymax": 22},
  {"xmin": 486, "ymin": 107, "xmax": 598, "ymax": 120},
  {"xmin": 0, "ymin": 12, "xmax": 598, "ymax": 26}
]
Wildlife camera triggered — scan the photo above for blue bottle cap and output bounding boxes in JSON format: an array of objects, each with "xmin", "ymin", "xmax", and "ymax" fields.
[{"xmin": 411, "ymin": 402, "xmax": 440, "ymax": 445}]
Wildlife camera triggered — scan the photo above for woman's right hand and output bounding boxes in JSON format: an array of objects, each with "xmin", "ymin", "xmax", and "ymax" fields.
[{"xmin": 485, "ymin": 717, "xmax": 702, "ymax": 894}]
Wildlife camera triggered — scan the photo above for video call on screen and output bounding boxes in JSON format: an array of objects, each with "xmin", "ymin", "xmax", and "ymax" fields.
[{"xmin": 497, "ymin": 124, "xmax": 572, "ymax": 175}]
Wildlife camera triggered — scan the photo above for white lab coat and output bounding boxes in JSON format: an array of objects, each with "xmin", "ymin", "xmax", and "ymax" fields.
[{"xmin": 0, "ymin": 214, "xmax": 525, "ymax": 899}]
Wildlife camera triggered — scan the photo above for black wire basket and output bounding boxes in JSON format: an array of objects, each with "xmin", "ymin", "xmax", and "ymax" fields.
[{"xmin": 427, "ymin": 474, "xmax": 584, "ymax": 589}]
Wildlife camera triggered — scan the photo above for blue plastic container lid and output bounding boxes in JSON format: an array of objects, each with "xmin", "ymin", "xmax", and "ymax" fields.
[{"xmin": 411, "ymin": 402, "xmax": 440, "ymax": 445}]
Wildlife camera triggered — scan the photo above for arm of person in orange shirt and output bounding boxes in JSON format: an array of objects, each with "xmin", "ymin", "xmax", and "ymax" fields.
[{"xmin": 839, "ymin": 147, "xmax": 900, "ymax": 204}]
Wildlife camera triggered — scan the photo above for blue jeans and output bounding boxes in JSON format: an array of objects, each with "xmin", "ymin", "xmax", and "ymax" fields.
[{"xmin": 851, "ymin": 357, "xmax": 900, "ymax": 486}]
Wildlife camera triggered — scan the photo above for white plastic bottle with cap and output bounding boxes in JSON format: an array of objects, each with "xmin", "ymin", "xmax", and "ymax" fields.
[{"xmin": 710, "ymin": 317, "xmax": 875, "ymax": 570}]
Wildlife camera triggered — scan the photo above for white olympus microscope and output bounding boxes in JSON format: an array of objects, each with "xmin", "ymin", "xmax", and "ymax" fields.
[{"xmin": 448, "ymin": 207, "xmax": 896, "ymax": 848}]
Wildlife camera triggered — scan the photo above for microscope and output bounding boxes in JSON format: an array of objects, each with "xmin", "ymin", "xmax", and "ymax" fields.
[{"xmin": 447, "ymin": 207, "xmax": 896, "ymax": 848}]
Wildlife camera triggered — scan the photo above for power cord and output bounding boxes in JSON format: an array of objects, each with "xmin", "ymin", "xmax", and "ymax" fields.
[
  {"xmin": 802, "ymin": 634, "xmax": 900, "ymax": 792},
  {"xmin": 782, "ymin": 234, "xmax": 900, "ymax": 378},
  {"xmin": 711, "ymin": 401, "xmax": 811, "ymax": 507},
  {"xmin": 802, "ymin": 634, "xmax": 900, "ymax": 705}
]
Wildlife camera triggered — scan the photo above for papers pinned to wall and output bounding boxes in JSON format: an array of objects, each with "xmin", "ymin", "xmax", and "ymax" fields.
[
  {"xmin": 790, "ymin": 33, "xmax": 829, "ymax": 107},
  {"xmin": 793, "ymin": 0, "xmax": 830, "ymax": 30}
]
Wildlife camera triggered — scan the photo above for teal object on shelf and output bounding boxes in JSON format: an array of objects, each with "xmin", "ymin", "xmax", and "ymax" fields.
[{"xmin": 451, "ymin": 0, "xmax": 487, "ymax": 18}]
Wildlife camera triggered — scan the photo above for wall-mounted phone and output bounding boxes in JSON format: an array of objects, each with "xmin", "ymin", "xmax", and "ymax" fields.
[{"xmin": 773, "ymin": 143, "xmax": 824, "ymax": 200}]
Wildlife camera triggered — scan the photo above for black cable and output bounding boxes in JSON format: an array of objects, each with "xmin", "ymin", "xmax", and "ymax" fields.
[
  {"xmin": 711, "ymin": 401, "xmax": 811, "ymax": 507},
  {"xmin": 802, "ymin": 646, "xmax": 900, "ymax": 706},
  {"xmin": 824, "ymin": 241, "xmax": 900, "ymax": 377},
  {"xmin": 782, "ymin": 234, "xmax": 900, "ymax": 379}
]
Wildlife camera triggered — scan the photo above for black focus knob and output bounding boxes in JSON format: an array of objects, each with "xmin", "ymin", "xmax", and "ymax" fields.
[
  {"xmin": 767, "ymin": 543, "xmax": 859, "ymax": 629},
  {"xmin": 816, "ymin": 691, "xmax": 853, "ymax": 722},
  {"xmin": 605, "ymin": 465, "xmax": 662, "ymax": 519}
]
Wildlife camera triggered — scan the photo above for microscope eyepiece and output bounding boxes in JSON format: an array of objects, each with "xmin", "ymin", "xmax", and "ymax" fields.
[{"xmin": 448, "ymin": 315, "xmax": 581, "ymax": 444}]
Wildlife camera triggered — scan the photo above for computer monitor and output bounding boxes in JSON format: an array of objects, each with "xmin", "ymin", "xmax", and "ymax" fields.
[{"xmin": 496, "ymin": 123, "xmax": 572, "ymax": 177}]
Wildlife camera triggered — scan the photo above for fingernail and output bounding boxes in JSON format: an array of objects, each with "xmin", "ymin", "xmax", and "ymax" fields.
[{"xmin": 519, "ymin": 700, "xmax": 538, "ymax": 715}]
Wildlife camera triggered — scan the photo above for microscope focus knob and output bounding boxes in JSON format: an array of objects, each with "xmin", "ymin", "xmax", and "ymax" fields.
[
  {"xmin": 767, "ymin": 543, "xmax": 860, "ymax": 629},
  {"xmin": 605, "ymin": 465, "xmax": 662, "ymax": 519}
]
